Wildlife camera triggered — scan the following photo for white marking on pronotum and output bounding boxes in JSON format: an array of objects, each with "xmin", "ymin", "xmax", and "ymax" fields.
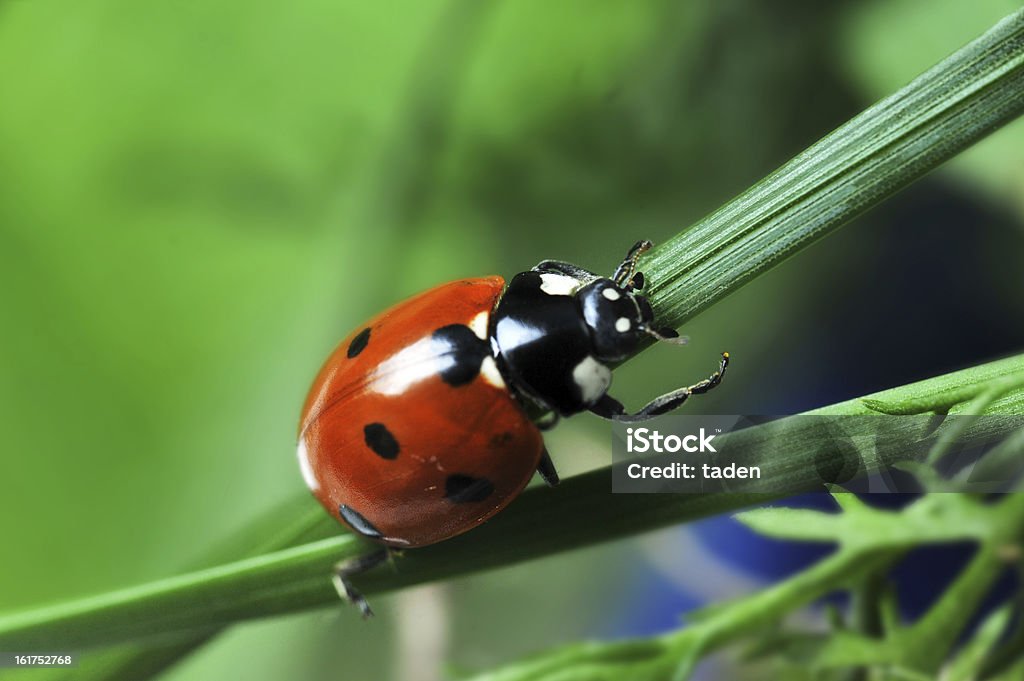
[
  {"xmin": 602, "ymin": 288, "xmax": 621, "ymax": 301},
  {"xmin": 615, "ymin": 317, "xmax": 631, "ymax": 333},
  {"xmin": 480, "ymin": 356, "xmax": 506, "ymax": 389},
  {"xmin": 296, "ymin": 439, "xmax": 320, "ymax": 492},
  {"xmin": 468, "ymin": 311, "xmax": 489, "ymax": 340},
  {"xmin": 539, "ymin": 273, "xmax": 579, "ymax": 296},
  {"xmin": 572, "ymin": 355, "xmax": 612, "ymax": 403}
]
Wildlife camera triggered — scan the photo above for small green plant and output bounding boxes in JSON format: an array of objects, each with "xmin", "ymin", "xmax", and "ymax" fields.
[{"xmin": 458, "ymin": 372, "xmax": 1024, "ymax": 680}]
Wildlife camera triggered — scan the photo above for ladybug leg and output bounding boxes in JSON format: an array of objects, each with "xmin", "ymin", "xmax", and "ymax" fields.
[
  {"xmin": 611, "ymin": 239, "xmax": 653, "ymax": 289},
  {"xmin": 533, "ymin": 260, "xmax": 598, "ymax": 282},
  {"xmin": 332, "ymin": 548, "xmax": 392, "ymax": 618},
  {"xmin": 536, "ymin": 446, "xmax": 560, "ymax": 487},
  {"xmin": 589, "ymin": 353, "xmax": 729, "ymax": 422},
  {"xmin": 589, "ymin": 393, "xmax": 626, "ymax": 419}
]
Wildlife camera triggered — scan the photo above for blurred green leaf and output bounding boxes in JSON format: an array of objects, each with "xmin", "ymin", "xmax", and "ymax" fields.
[
  {"xmin": 734, "ymin": 507, "xmax": 844, "ymax": 542},
  {"xmin": 946, "ymin": 606, "xmax": 1013, "ymax": 681},
  {"xmin": 457, "ymin": 492, "xmax": 1024, "ymax": 680}
]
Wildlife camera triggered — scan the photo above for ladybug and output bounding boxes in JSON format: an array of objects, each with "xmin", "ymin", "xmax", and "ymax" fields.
[{"xmin": 297, "ymin": 240, "xmax": 728, "ymax": 615}]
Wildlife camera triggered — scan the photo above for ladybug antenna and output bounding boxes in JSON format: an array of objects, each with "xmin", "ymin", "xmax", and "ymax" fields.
[
  {"xmin": 612, "ymin": 239, "xmax": 653, "ymax": 287},
  {"xmin": 640, "ymin": 324, "xmax": 689, "ymax": 345}
]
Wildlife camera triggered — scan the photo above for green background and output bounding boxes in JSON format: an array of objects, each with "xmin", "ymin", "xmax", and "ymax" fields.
[{"xmin": 2, "ymin": 1, "xmax": 1023, "ymax": 679}]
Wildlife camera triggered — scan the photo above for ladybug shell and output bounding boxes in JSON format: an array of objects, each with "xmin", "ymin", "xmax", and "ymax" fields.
[{"xmin": 298, "ymin": 277, "xmax": 544, "ymax": 547}]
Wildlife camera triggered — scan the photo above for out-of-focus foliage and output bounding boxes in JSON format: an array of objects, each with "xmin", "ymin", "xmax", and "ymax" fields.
[
  {"xmin": 459, "ymin": 410, "xmax": 1024, "ymax": 680},
  {"xmin": 1, "ymin": 0, "xmax": 1023, "ymax": 680},
  {"xmin": 456, "ymin": 490, "xmax": 1024, "ymax": 680}
]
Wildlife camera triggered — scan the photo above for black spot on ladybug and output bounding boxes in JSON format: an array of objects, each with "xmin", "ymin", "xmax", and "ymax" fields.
[
  {"xmin": 364, "ymin": 423, "xmax": 399, "ymax": 460},
  {"xmin": 339, "ymin": 504, "xmax": 383, "ymax": 539},
  {"xmin": 347, "ymin": 327, "xmax": 371, "ymax": 358},
  {"xmin": 432, "ymin": 324, "xmax": 489, "ymax": 386},
  {"xmin": 444, "ymin": 474, "xmax": 495, "ymax": 503},
  {"xmin": 489, "ymin": 431, "xmax": 515, "ymax": 448}
]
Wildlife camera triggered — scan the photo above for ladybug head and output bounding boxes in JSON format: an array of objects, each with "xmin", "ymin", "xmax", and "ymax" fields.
[{"xmin": 576, "ymin": 278, "xmax": 683, "ymax": 362}]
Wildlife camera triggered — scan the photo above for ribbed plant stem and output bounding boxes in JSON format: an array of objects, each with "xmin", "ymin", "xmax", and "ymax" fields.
[
  {"xmin": 644, "ymin": 9, "xmax": 1024, "ymax": 328},
  {"xmin": 0, "ymin": 353, "xmax": 1023, "ymax": 651}
]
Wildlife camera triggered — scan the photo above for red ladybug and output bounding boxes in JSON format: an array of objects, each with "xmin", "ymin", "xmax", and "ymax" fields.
[{"xmin": 298, "ymin": 240, "xmax": 728, "ymax": 615}]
